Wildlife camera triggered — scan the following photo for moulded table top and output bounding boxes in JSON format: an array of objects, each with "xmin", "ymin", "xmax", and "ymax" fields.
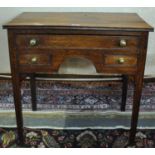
[{"xmin": 3, "ymin": 12, "xmax": 154, "ymax": 31}]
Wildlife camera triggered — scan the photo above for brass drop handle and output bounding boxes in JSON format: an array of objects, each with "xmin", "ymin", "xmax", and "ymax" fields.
[
  {"xmin": 117, "ymin": 57, "xmax": 125, "ymax": 64},
  {"xmin": 31, "ymin": 57, "xmax": 37, "ymax": 63},
  {"xmin": 30, "ymin": 39, "xmax": 37, "ymax": 46},
  {"xmin": 120, "ymin": 39, "xmax": 127, "ymax": 47}
]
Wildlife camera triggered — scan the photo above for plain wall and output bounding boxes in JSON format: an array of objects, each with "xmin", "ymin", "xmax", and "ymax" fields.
[{"xmin": 0, "ymin": 7, "xmax": 155, "ymax": 75}]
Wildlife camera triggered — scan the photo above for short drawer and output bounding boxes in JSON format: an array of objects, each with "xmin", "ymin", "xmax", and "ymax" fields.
[
  {"xmin": 16, "ymin": 34, "xmax": 139, "ymax": 51},
  {"xmin": 18, "ymin": 54, "xmax": 52, "ymax": 66},
  {"xmin": 17, "ymin": 49, "xmax": 138, "ymax": 74},
  {"xmin": 104, "ymin": 55, "xmax": 137, "ymax": 67}
]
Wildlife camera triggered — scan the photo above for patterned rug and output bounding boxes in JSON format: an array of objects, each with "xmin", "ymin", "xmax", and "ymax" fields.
[
  {"xmin": 0, "ymin": 128, "xmax": 155, "ymax": 148},
  {"xmin": 0, "ymin": 79, "xmax": 155, "ymax": 112},
  {"xmin": 1, "ymin": 80, "xmax": 155, "ymax": 147}
]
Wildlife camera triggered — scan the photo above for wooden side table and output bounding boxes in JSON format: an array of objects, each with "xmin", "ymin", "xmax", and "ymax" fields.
[{"xmin": 3, "ymin": 12, "xmax": 153, "ymax": 146}]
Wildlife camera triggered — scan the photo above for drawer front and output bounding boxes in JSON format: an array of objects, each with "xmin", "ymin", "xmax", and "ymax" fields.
[
  {"xmin": 102, "ymin": 54, "xmax": 137, "ymax": 74},
  {"xmin": 104, "ymin": 55, "xmax": 137, "ymax": 67},
  {"xmin": 17, "ymin": 49, "xmax": 138, "ymax": 74},
  {"xmin": 18, "ymin": 54, "xmax": 52, "ymax": 66},
  {"xmin": 16, "ymin": 34, "xmax": 139, "ymax": 51}
]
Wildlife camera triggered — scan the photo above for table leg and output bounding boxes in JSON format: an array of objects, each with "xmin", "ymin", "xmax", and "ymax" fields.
[
  {"xmin": 121, "ymin": 75, "xmax": 128, "ymax": 111},
  {"xmin": 30, "ymin": 74, "xmax": 37, "ymax": 111},
  {"xmin": 12, "ymin": 74, "xmax": 24, "ymax": 145},
  {"xmin": 129, "ymin": 75, "xmax": 143, "ymax": 145}
]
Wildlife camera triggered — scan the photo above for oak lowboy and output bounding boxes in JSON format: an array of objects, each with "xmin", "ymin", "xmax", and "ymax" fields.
[{"xmin": 3, "ymin": 12, "xmax": 153, "ymax": 146}]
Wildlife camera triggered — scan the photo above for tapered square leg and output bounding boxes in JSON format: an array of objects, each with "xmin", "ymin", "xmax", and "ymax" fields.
[
  {"xmin": 30, "ymin": 74, "xmax": 37, "ymax": 111},
  {"xmin": 12, "ymin": 74, "xmax": 24, "ymax": 146},
  {"xmin": 121, "ymin": 75, "xmax": 128, "ymax": 111},
  {"xmin": 129, "ymin": 75, "xmax": 144, "ymax": 145}
]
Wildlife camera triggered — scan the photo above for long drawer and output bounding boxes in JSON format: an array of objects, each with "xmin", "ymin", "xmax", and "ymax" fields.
[{"xmin": 15, "ymin": 34, "xmax": 139, "ymax": 51}]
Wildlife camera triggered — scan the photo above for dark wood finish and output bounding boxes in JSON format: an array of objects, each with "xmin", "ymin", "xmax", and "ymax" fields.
[
  {"xmin": 16, "ymin": 34, "xmax": 139, "ymax": 50},
  {"xmin": 3, "ymin": 12, "xmax": 153, "ymax": 146},
  {"xmin": 4, "ymin": 12, "xmax": 153, "ymax": 31},
  {"xmin": 30, "ymin": 74, "xmax": 37, "ymax": 111},
  {"xmin": 121, "ymin": 75, "xmax": 128, "ymax": 111},
  {"xmin": 104, "ymin": 55, "xmax": 137, "ymax": 66},
  {"xmin": 7, "ymin": 30, "xmax": 24, "ymax": 145},
  {"xmin": 129, "ymin": 32, "xmax": 149, "ymax": 145},
  {"xmin": 19, "ymin": 53, "xmax": 52, "ymax": 65},
  {"xmin": 17, "ymin": 49, "xmax": 138, "ymax": 74}
]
